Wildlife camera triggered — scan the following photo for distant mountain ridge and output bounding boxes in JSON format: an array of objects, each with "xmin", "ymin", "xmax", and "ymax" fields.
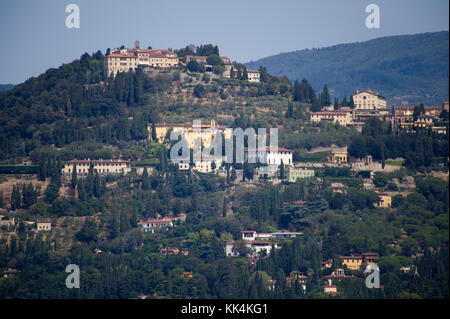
[{"xmin": 246, "ymin": 31, "xmax": 449, "ymax": 105}]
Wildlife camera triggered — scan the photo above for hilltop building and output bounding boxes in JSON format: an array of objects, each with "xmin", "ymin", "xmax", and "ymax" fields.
[
  {"xmin": 352, "ymin": 89, "xmax": 387, "ymax": 110},
  {"xmin": 105, "ymin": 42, "xmax": 180, "ymax": 77}
]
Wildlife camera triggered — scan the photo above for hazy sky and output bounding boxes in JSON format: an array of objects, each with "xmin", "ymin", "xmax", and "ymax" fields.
[{"xmin": 0, "ymin": 0, "xmax": 448, "ymax": 84}]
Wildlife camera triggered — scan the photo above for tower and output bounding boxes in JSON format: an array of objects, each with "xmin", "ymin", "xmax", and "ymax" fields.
[{"xmin": 135, "ymin": 40, "xmax": 140, "ymax": 49}]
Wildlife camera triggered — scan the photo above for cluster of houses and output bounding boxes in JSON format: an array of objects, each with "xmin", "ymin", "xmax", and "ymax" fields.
[
  {"xmin": 0, "ymin": 215, "xmax": 51, "ymax": 231},
  {"xmin": 104, "ymin": 40, "xmax": 261, "ymax": 82},
  {"xmin": 331, "ymin": 182, "xmax": 392, "ymax": 208},
  {"xmin": 309, "ymin": 90, "xmax": 448, "ymax": 132},
  {"xmin": 284, "ymin": 253, "xmax": 380, "ymax": 296}
]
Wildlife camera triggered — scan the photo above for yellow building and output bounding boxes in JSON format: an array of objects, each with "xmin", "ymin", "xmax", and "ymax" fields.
[
  {"xmin": 149, "ymin": 120, "xmax": 232, "ymax": 149},
  {"xmin": 62, "ymin": 159, "xmax": 131, "ymax": 175},
  {"xmin": 353, "ymin": 89, "xmax": 387, "ymax": 110},
  {"xmin": 375, "ymin": 193, "xmax": 392, "ymax": 208},
  {"xmin": 328, "ymin": 150, "xmax": 348, "ymax": 163},
  {"xmin": 105, "ymin": 47, "xmax": 179, "ymax": 77},
  {"xmin": 104, "ymin": 53, "xmax": 139, "ymax": 77},
  {"xmin": 340, "ymin": 255, "xmax": 363, "ymax": 271}
]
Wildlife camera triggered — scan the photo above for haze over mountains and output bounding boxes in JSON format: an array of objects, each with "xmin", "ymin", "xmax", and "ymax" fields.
[{"xmin": 246, "ymin": 31, "xmax": 449, "ymax": 106}]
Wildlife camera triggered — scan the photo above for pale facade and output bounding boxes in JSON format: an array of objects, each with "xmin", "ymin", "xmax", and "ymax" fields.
[
  {"xmin": 105, "ymin": 46, "xmax": 179, "ymax": 77},
  {"xmin": 62, "ymin": 159, "xmax": 131, "ymax": 175},
  {"xmin": 149, "ymin": 120, "xmax": 232, "ymax": 149},
  {"xmin": 309, "ymin": 110, "xmax": 353, "ymax": 126},
  {"xmin": 104, "ymin": 53, "xmax": 139, "ymax": 77},
  {"xmin": 37, "ymin": 222, "xmax": 51, "ymax": 231},
  {"xmin": 247, "ymin": 70, "xmax": 260, "ymax": 82},
  {"xmin": 375, "ymin": 194, "xmax": 392, "ymax": 208},
  {"xmin": 352, "ymin": 89, "xmax": 387, "ymax": 110},
  {"xmin": 138, "ymin": 218, "xmax": 173, "ymax": 233},
  {"xmin": 286, "ymin": 168, "xmax": 315, "ymax": 182},
  {"xmin": 245, "ymin": 147, "xmax": 293, "ymax": 166},
  {"xmin": 225, "ymin": 241, "xmax": 279, "ymax": 257}
]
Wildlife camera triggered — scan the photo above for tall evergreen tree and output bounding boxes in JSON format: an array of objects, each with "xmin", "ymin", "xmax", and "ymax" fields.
[
  {"xmin": 0, "ymin": 191, "xmax": 4, "ymax": 208},
  {"xmin": 142, "ymin": 167, "xmax": 150, "ymax": 190},
  {"xmin": 11, "ymin": 185, "xmax": 21, "ymax": 211},
  {"xmin": 151, "ymin": 122, "xmax": 157, "ymax": 141},
  {"xmin": 286, "ymin": 101, "xmax": 294, "ymax": 118},
  {"xmin": 71, "ymin": 164, "xmax": 78, "ymax": 190},
  {"xmin": 279, "ymin": 160, "xmax": 285, "ymax": 180},
  {"xmin": 321, "ymin": 84, "xmax": 330, "ymax": 106}
]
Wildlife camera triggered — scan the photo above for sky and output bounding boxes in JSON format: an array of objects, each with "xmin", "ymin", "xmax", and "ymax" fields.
[{"xmin": 0, "ymin": 0, "xmax": 448, "ymax": 84}]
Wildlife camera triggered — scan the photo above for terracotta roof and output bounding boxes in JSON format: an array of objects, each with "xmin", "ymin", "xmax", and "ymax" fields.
[
  {"xmin": 106, "ymin": 54, "xmax": 136, "ymax": 58},
  {"xmin": 356, "ymin": 90, "xmax": 386, "ymax": 100},
  {"xmin": 309, "ymin": 111, "xmax": 349, "ymax": 116},
  {"xmin": 339, "ymin": 255, "xmax": 362, "ymax": 259}
]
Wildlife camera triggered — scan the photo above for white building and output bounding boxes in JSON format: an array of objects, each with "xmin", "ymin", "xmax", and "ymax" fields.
[
  {"xmin": 245, "ymin": 147, "xmax": 293, "ymax": 166},
  {"xmin": 226, "ymin": 230, "xmax": 301, "ymax": 257},
  {"xmin": 242, "ymin": 230, "xmax": 302, "ymax": 241},
  {"xmin": 247, "ymin": 70, "xmax": 261, "ymax": 83},
  {"xmin": 225, "ymin": 241, "xmax": 279, "ymax": 257},
  {"xmin": 138, "ymin": 218, "xmax": 173, "ymax": 233},
  {"xmin": 37, "ymin": 222, "xmax": 51, "ymax": 231}
]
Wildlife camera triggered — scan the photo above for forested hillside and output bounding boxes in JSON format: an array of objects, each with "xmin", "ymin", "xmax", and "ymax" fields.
[
  {"xmin": 0, "ymin": 45, "xmax": 448, "ymax": 300},
  {"xmin": 246, "ymin": 31, "xmax": 449, "ymax": 105}
]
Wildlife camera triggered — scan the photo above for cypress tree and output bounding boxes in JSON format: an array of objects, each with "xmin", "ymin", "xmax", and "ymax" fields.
[
  {"xmin": 286, "ymin": 101, "xmax": 294, "ymax": 118},
  {"xmin": 71, "ymin": 164, "xmax": 78, "ymax": 190},
  {"xmin": 22, "ymin": 182, "xmax": 37, "ymax": 208},
  {"xmin": 11, "ymin": 185, "xmax": 21, "ymax": 211},
  {"xmin": 293, "ymin": 80, "xmax": 302, "ymax": 102},
  {"xmin": 322, "ymin": 84, "xmax": 330, "ymax": 106},
  {"xmin": 279, "ymin": 160, "xmax": 285, "ymax": 180},
  {"xmin": 0, "ymin": 191, "xmax": 4, "ymax": 208},
  {"xmin": 38, "ymin": 156, "xmax": 47, "ymax": 181},
  {"xmin": 142, "ymin": 167, "xmax": 150, "ymax": 190},
  {"xmin": 151, "ymin": 122, "xmax": 157, "ymax": 141},
  {"xmin": 93, "ymin": 173, "xmax": 102, "ymax": 198}
]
